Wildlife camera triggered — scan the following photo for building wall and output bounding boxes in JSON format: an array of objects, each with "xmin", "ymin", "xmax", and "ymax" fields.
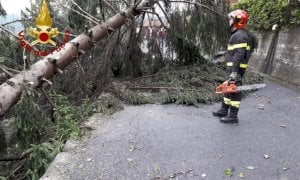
[{"xmin": 249, "ymin": 26, "xmax": 300, "ymax": 86}]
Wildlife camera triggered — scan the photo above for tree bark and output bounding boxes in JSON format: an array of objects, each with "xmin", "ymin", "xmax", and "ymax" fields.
[{"xmin": 0, "ymin": 0, "xmax": 153, "ymax": 117}]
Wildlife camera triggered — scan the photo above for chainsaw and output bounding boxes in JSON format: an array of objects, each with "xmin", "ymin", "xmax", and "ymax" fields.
[{"xmin": 215, "ymin": 80, "xmax": 266, "ymax": 94}]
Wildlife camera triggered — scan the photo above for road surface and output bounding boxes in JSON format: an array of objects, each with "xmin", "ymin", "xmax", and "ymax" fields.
[{"xmin": 41, "ymin": 80, "xmax": 300, "ymax": 180}]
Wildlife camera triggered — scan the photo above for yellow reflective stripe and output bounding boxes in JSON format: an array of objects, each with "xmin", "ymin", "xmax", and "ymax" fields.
[
  {"xmin": 227, "ymin": 62, "xmax": 233, "ymax": 67},
  {"xmin": 231, "ymin": 101, "xmax": 240, "ymax": 108},
  {"xmin": 246, "ymin": 46, "xmax": 251, "ymax": 50},
  {"xmin": 227, "ymin": 43, "xmax": 248, "ymax": 50},
  {"xmin": 240, "ymin": 64, "xmax": 248, "ymax": 68},
  {"xmin": 233, "ymin": 43, "xmax": 248, "ymax": 48},
  {"xmin": 224, "ymin": 97, "xmax": 231, "ymax": 105},
  {"xmin": 228, "ymin": 46, "xmax": 234, "ymax": 50},
  {"xmin": 227, "ymin": 62, "xmax": 247, "ymax": 68}
]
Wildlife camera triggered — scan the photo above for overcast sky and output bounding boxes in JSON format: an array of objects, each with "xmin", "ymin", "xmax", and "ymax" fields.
[
  {"xmin": 0, "ymin": 0, "xmax": 31, "ymax": 31},
  {"xmin": 1, "ymin": 0, "xmax": 31, "ymax": 15}
]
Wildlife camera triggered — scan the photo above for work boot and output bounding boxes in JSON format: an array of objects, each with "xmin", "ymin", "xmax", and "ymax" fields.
[
  {"xmin": 220, "ymin": 106, "xmax": 239, "ymax": 123},
  {"xmin": 212, "ymin": 102, "xmax": 229, "ymax": 117}
]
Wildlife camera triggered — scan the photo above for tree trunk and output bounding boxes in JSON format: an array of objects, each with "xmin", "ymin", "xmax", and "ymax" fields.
[
  {"xmin": 0, "ymin": 0, "xmax": 154, "ymax": 117},
  {"xmin": 124, "ymin": 19, "xmax": 142, "ymax": 77}
]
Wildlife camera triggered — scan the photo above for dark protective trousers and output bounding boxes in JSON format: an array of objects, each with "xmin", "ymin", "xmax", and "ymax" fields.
[{"xmin": 223, "ymin": 79, "xmax": 242, "ymax": 109}]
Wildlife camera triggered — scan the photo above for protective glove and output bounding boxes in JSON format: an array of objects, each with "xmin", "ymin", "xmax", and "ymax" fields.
[{"xmin": 229, "ymin": 72, "xmax": 237, "ymax": 81}]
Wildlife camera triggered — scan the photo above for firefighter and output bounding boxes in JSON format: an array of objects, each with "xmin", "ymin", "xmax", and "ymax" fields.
[{"xmin": 213, "ymin": 9, "xmax": 252, "ymax": 123}]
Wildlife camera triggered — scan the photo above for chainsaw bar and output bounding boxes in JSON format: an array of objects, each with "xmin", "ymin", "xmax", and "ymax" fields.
[
  {"xmin": 215, "ymin": 82, "xmax": 267, "ymax": 94},
  {"xmin": 237, "ymin": 83, "xmax": 267, "ymax": 91}
]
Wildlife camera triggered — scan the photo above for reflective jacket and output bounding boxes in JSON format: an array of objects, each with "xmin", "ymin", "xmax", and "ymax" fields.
[{"xmin": 225, "ymin": 29, "xmax": 252, "ymax": 76}]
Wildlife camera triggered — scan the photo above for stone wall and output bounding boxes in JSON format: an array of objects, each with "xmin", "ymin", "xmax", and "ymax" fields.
[{"xmin": 248, "ymin": 26, "xmax": 300, "ymax": 86}]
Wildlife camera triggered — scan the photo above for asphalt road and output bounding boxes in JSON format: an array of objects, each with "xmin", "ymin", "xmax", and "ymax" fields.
[{"xmin": 41, "ymin": 80, "xmax": 300, "ymax": 180}]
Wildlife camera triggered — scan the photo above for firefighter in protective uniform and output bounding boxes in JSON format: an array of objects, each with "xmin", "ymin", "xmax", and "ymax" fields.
[{"xmin": 213, "ymin": 9, "xmax": 252, "ymax": 123}]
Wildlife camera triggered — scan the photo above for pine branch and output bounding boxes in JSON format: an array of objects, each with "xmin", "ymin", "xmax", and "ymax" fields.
[
  {"xmin": 103, "ymin": 0, "xmax": 118, "ymax": 14},
  {"xmin": 134, "ymin": 0, "xmax": 145, "ymax": 8},
  {"xmin": 137, "ymin": 12, "xmax": 146, "ymax": 37},
  {"xmin": 0, "ymin": 24, "xmax": 39, "ymax": 52},
  {"xmin": 121, "ymin": 0, "xmax": 130, "ymax": 7},
  {"xmin": 168, "ymin": 0, "xmax": 226, "ymax": 17},
  {"xmin": 40, "ymin": 88, "xmax": 56, "ymax": 123},
  {"xmin": 1, "ymin": 19, "xmax": 23, "ymax": 26},
  {"xmin": 98, "ymin": 0, "xmax": 106, "ymax": 21},
  {"xmin": 0, "ymin": 66, "xmax": 14, "ymax": 77},
  {"xmin": 0, "ymin": 0, "xmax": 154, "ymax": 117},
  {"xmin": 110, "ymin": 29, "xmax": 122, "ymax": 61},
  {"xmin": 0, "ymin": 24, "xmax": 19, "ymax": 39},
  {"xmin": 0, "ymin": 148, "xmax": 33, "ymax": 162},
  {"xmin": 59, "ymin": 3, "xmax": 99, "ymax": 25},
  {"xmin": 128, "ymin": 86, "xmax": 198, "ymax": 91},
  {"xmin": 70, "ymin": 0, "xmax": 101, "ymax": 23},
  {"xmin": 157, "ymin": 1, "xmax": 170, "ymax": 24},
  {"xmin": 129, "ymin": 72, "xmax": 168, "ymax": 82}
]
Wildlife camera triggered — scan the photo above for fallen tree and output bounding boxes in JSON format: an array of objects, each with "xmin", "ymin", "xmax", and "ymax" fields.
[
  {"xmin": 0, "ymin": 0, "xmax": 153, "ymax": 117},
  {"xmin": 0, "ymin": 0, "xmax": 229, "ymax": 117}
]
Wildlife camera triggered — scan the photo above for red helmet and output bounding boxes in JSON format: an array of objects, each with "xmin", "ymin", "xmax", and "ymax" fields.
[{"xmin": 228, "ymin": 9, "xmax": 249, "ymax": 29}]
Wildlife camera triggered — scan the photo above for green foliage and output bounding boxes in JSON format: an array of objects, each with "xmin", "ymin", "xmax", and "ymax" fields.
[
  {"xmin": 141, "ymin": 50, "xmax": 165, "ymax": 75},
  {"xmin": 3, "ymin": 90, "xmax": 96, "ymax": 179},
  {"xmin": 234, "ymin": 0, "xmax": 300, "ymax": 30},
  {"xmin": 0, "ymin": 126, "xmax": 7, "ymax": 158},
  {"xmin": 164, "ymin": 92, "xmax": 197, "ymax": 105},
  {"xmin": 126, "ymin": 65, "xmax": 222, "ymax": 105},
  {"xmin": 124, "ymin": 63, "xmax": 264, "ymax": 106},
  {"xmin": 79, "ymin": 98, "xmax": 97, "ymax": 118},
  {"xmin": 243, "ymin": 71, "xmax": 264, "ymax": 84},
  {"xmin": 123, "ymin": 91, "xmax": 151, "ymax": 105},
  {"xmin": 68, "ymin": 0, "xmax": 113, "ymax": 33},
  {"xmin": 13, "ymin": 90, "xmax": 53, "ymax": 149},
  {"xmin": 96, "ymin": 94, "xmax": 124, "ymax": 115},
  {"xmin": 0, "ymin": 32, "xmax": 24, "ymax": 69},
  {"xmin": 51, "ymin": 91, "xmax": 93, "ymax": 140},
  {"xmin": 54, "ymin": 104, "xmax": 81, "ymax": 141},
  {"xmin": 224, "ymin": 168, "xmax": 234, "ymax": 176},
  {"xmin": 0, "ymin": 2, "xmax": 6, "ymax": 17},
  {"xmin": 167, "ymin": 0, "xmax": 230, "ymax": 65},
  {"xmin": 26, "ymin": 142, "xmax": 62, "ymax": 180},
  {"xmin": 68, "ymin": 0, "xmax": 87, "ymax": 32},
  {"xmin": 291, "ymin": 9, "xmax": 300, "ymax": 25}
]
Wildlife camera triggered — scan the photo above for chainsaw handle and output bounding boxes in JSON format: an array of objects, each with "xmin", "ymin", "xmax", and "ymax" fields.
[
  {"xmin": 215, "ymin": 84, "xmax": 225, "ymax": 94},
  {"xmin": 215, "ymin": 81, "xmax": 238, "ymax": 94}
]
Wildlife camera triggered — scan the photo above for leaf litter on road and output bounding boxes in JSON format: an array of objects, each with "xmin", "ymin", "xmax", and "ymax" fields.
[
  {"xmin": 129, "ymin": 145, "xmax": 135, "ymax": 152},
  {"xmin": 257, "ymin": 104, "xmax": 265, "ymax": 110},
  {"xmin": 247, "ymin": 166, "xmax": 256, "ymax": 170},
  {"xmin": 167, "ymin": 169, "xmax": 196, "ymax": 178},
  {"xmin": 224, "ymin": 167, "xmax": 234, "ymax": 177},
  {"xmin": 238, "ymin": 172, "xmax": 245, "ymax": 178},
  {"xmin": 127, "ymin": 158, "xmax": 133, "ymax": 163}
]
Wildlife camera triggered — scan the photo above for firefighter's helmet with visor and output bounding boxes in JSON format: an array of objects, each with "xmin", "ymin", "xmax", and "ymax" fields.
[{"xmin": 228, "ymin": 9, "xmax": 249, "ymax": 29}]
